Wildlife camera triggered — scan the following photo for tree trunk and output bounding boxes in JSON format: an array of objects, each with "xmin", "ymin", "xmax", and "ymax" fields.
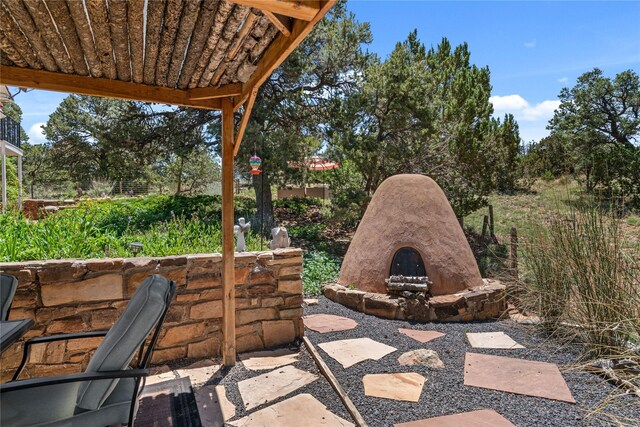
[
  {"xmin": 175, "ymin": 156, "xmax": 184, "ymax": 195},
  {"xmin": 253, "ymin": 169, "xmax": 274, "ymax": 235}
]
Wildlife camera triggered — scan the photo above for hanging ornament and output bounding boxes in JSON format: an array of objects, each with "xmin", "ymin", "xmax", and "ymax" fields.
[
  {"xmin": 250, "ymin": 154, "xmax": 262, "ymax": 175},
  {"xmin": 249, "ymin": 141, "xmax": 262, "ymax": 175}
]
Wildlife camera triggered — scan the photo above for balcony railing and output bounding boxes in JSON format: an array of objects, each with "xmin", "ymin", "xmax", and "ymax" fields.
[{"xmin": 0, "ymin": 115, "xmax": 21, "ymax": 149}]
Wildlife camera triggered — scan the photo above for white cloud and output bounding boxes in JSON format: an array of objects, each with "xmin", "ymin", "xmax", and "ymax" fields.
[
  {"xmin": 490, "ymin": 95, "xmax": 560, "ymax": 122},
  {"xmin": 490, "ymin": 95, "xmax": 561, "ymax": 142},
  {"xmin": 28, "ymin": 122, "xmax": 46, "ymax": 144},
  {"xmin": 521, "ymin": 100, "xmax": 561, "ymax": 121},
  {"xmin": 524, "ymin": 40, "xmax": 536, "ymax": 48},
  {"xmin": 489, "ymin": 94, "xmax": 529, "ymax": 111},
  {"xmin": 558, "ymin": 77, "xmax": 568, "ymax": 83}
]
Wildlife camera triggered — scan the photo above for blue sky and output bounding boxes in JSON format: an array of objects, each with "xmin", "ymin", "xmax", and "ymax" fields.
[
  {"xmin": 10, "ymin": 0, "xmax": 640, "ymax": 145},
  {"xmin": 346, "ymin": 0, "xmax": 640, "ymax": 142}
]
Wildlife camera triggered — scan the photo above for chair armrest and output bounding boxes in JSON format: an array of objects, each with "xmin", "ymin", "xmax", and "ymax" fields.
[
  {"xmin": 1, "ymin": 369, "xmax": 149, "ymax": 393},
  {"xmin": 12, "ymin": 331, "xmax": 109, "ymax": 381},
  {"xmin": 25, "ymin": 331, "xmax": 109, "ymax": 345}
]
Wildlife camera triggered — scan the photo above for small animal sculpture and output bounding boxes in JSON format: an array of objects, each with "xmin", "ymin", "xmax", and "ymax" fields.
[
  {"xmin": 234, "ymin": 217, "xmax": 251, "ymax": 252},
  {"xmin": 269, "ymin": 226, "xmax": 291, "ymax": 249}
]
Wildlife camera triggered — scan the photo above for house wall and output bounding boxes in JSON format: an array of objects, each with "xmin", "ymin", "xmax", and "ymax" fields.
[
  {"xmin": 276, "ymin": 186, "xmax": 331, "ymax": 199},
  {"xmin": 0, "ymin": 249, "xmax": 303, "ymax": 382}
]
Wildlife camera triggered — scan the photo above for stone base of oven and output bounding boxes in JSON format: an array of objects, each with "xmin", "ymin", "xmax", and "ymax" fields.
[{"xmin": 323, "ymin": 279, "xmax": 507, "ymax": 322}]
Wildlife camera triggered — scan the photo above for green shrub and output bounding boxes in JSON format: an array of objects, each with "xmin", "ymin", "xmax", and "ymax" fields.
[
  {"xmin": 302, "ymin": 251, "xmax": 341, "ymax": 295},
  {"xmin": 464, "ymin": 226, "xmax": 509, "ymax": 277},
  {"xmin": 541, "ymin": 170, "xmax": 555, "ymax": 181},
  {"xmin": 0, "ymin": 195, "xmax": 259, "ymax": 262},
  {"xmin": 288, "ymin": 223, "xmax": 327, "ymax": 241},
  {"xmin": 273, "ymin": 197, "xmax": 322, "ymax": 215},
  {"xmin": 78, "ymin": 194, "xmax": 255, "ymax": 235},
  {"xmin": 627, "ymin": 215, "xmax": 640, "ymax": 227}
]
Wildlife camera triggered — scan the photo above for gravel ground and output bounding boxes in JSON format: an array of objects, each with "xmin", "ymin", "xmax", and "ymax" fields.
[
  {"xmin": 166, "ymin": 340, "xmax": 354, "ymax": 424},
  {"xmin": 163, "ymin": 295, "xmax": 638, "ymax": 426},
  {"xmin": 303, "ymin": 296, "xmax": 639, "ymax": 427},
  {"xmin": 214, "ymin": 344, "xmax": 354, "ymax": 424}
]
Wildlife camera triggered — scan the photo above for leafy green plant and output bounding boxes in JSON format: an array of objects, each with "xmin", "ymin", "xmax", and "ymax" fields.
[
  {"xmin": 273, "ymin": 197, "xmax": 323, "ymax": 216},
  {"xmin": 0, "ymin": 196, "xmax": 259, "ymax": 262},
  {"xmin": 541, "ymin": 170, "xmax": 555, "ymax": 181},
  {"xmin": 302, "ymin": 251, "xmax": 341, "ymax": 295},
  {"xmin": 627, "ymin": 215, "xmax": 640, "ymax": 227},
  {"xmin": 288, "ymin": 223, "xmax": 327, "ymax": 241}
]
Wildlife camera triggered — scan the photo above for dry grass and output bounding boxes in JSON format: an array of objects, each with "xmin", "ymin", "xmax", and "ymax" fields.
[
  {"xmin": 466, "ymin": 179, "xmax": 640, "ymax": 422},
  {"xmin": 513, "ymin": 204, "xmax": 640, "ymax": 423},
  {"xmin": 464, "ymin": 178, "xmax": 640, "ymax": 252}
]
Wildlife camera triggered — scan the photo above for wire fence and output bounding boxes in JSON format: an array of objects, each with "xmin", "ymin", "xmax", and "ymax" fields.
[{"xmin": 25, "ymin": 180, "xmax": 227, "ymax": 200}]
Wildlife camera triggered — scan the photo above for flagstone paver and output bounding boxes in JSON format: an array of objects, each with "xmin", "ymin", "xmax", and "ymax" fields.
[
  {"xmin": 398, "ymin": 328, "xmax": 446, "ymax": 343},
  {"xmin": 464, "ymin": 353, "xmax": 576, "ymax": 403},
  {"xmin": 229, "ymin": 394, "xmax": 354, "ymax": 426},
  {"xmin": 145, "ymin": 368, "xmax": 177, "ymax": 386},
  {"xmin": 398, "ymin": 349, "xmax": 444, "ymax": 368},
  {"xmin": 239, "ymin": 348, "xmax": 299, "ymax": 371},
  {"xmin": 363, "ymin": 373, "xmax": 426, "ymax": 402},
  {"xmin": 394, "ymin": 409, "xmax": 515, "ymax": 427},
  {"xmin": 303, "ymin": 313, "xmax": 358, "ymax": 333},
  {"xmin": 194, "ymin": 385, "xmax": 236, "ymax": 427},
  {"xmin": 466, "ymin": 332, "xmax": 524, "ymax": 349},
  {"xmin": 175, "ymin": 360, "xmax": 222, "ymax": 388},
  {"xmin": 237, "ymin": 365, "xmax": 318, "ymax": 410},
  {"xmin": 318, "ymin": 337, "xmax": 397, "ymax": 368}
]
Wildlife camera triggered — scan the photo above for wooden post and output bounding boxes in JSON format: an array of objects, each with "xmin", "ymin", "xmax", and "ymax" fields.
[
  {"xmin": 510, "ymin": 226, "xmax": 518, "ymax": 276},
  {"xmin": 221, "ymin": 97, "xmax": 236, "ymax": 366},
  {"xmin": 488, "ymin": 204, "xmax": 496, "ymax": 243},
  {"xmin": 481, "ymin": 215, "xmax": 489, "ymax": 241}
]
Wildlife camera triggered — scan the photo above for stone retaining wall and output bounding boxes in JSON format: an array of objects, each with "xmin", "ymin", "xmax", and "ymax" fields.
[
  {"xmin": 0, "ymin": 249, "xmax": 303, "ymax": 382},
  {"xmin": 22, "ymin": 199, "xmax": 78, "ymax": 219},
  {"xmin": 324, "ymin": 279, "xmax": 507, "ymax": 322}
]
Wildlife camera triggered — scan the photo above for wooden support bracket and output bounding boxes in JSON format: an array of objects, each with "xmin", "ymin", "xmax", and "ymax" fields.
[{"xmin": 233, "ymin": 86, "xmax": 259, "ymax": 156}]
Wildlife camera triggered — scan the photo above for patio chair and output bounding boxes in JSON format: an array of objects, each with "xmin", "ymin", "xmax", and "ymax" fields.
[
  {"xmin": 0, "ymin": 274, "xmax": 175, "ymax": 427},
  {"xmin": 0, "ymin": 273, "xmax": 18, "ymax": 321}
]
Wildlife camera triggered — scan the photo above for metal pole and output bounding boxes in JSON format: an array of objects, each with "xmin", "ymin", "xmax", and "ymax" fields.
[
  {"xmin": 1, "ymin": 140, "xmax": 6, "ymax": 213},
  {"xmin": 260, "ymin": 134, "xmax": 264, "ymax": 250},
  {"xmin": 17, "ymin": 154, "xmax": 22, "ymax": 211}
]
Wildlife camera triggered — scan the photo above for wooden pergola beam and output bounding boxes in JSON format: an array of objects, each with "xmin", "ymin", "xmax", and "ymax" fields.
[
  {"xmin": 229, "ymin": 0, "xmax": 320, "ymax": 21},
  {"xmin": 188, "ymin": 83, "xmax": 243, "ymax": 100},
  {"xmin": 262, "ymin": 11, "xmax": 292, "ymax": 37},
  {"xmin": 0, "ymin": 65, "xmax": 221, "ymax": 110},
  {"xmin": 234, "ymin": 1, "xmax": 335, "ymax": 115}
]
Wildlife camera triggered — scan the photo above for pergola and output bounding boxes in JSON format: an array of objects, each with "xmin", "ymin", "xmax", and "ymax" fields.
[{"xmin": 0, "ymin": 0, "xmax": 335, "ymax": 366}]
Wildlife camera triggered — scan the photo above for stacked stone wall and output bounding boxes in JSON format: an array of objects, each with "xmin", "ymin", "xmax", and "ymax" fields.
[
  {"xmin": 0, "ymin": 249, "xmax": 303, "ymax": 382},
  {"xmin": 324, "ymin": 279, "xmax": 507, "ymax": 322}
]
